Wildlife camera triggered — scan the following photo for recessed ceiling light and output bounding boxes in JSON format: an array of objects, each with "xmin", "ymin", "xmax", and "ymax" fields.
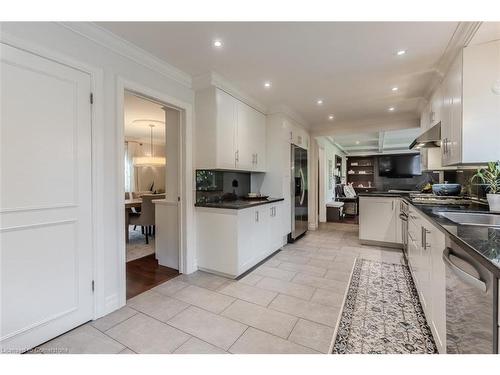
[
  {"xmin": 391, "ymin": 87, "xmax": 399, "ymax": 92},
  {"xmin": 264, "ymin": 81, "xmax": 272, "ymax": 88},
  {"xmin": 388, "ymin": 107, "xmax": 395, "ymax": 112},
  {"xmin": 316, "ymin": 99, "xmax": 323, "ymax": 105},
  {"xmin": 396, "ymin": 49, "xmax": 407, "ymax": 56},
  {"xmin": 328, "ymin": 115, "xmax": 334, "ymax": 120},
  {"xmin": 213, "ymin": 39, "xmax": 223, "ymax": 48},
  {"xmin": 355, "ymin": 141, "xmax": 360, "ymax": 145}
]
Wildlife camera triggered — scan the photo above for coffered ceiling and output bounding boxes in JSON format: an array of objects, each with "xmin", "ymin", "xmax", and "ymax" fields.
[{"xmin": 100, "ymin": 22, "xmax": 460, "ymax": 130}]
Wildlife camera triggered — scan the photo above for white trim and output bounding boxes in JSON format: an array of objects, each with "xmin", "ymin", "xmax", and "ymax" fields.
[
  {"xmin": 116, "ymin": 78, "xmax": 195, "ymax": 308},
  {"xmin": 59, "ymin": 22, "xmax": 192, "ymax": 89},
  {"xmin": 192, "ymin": 71, "xmax": 267, "ymax": 114}
]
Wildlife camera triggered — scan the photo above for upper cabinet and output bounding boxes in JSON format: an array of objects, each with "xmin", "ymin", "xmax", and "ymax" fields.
[
  {"xmin": 429, "ymin": 85, "xmax": 443, "ymax": 128},
  {"xmin": 440, "ymin": 40, "xmax": 500, "ymax": 166},
  {"xmin": 195, "ymin": 87, "xmax": 267, "ymax": 172}
]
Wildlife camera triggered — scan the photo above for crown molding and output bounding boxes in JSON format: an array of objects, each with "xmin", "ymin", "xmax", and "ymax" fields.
[
  {"xmin": 267, "ymin": 104, "xmax": 311, "ymax": 130},
  {"xmin": 192, "ymin": 71, "xmax": 267, "ymax": 114},
  {"xmin": 423, "ymin": 21, "xmax": 482, "ymax": 100},
  {"xmin": 58, "ymin": 22, "xmax": 192, "ymax": 88}
]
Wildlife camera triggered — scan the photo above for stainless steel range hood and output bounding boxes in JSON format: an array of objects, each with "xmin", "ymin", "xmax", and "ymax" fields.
[{"xmin": 409, "ymin": 122, "xmax": 441, "ymax": 149}]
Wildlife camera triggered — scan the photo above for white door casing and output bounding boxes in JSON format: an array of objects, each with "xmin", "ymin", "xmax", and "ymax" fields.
[{"xmin": 0, "ymin": 43, "xmax": 94, "ymax": 352}]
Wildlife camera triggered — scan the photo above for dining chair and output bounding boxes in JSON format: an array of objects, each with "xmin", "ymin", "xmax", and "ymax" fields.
[{"xmin": 128, "ymin": 194, "xmax": 165, "ymax": 244}]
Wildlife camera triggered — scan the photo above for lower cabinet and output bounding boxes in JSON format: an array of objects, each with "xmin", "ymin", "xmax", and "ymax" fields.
[
  {"xmin": 196, "ymin": 202, "xmax": 285, "ymax": 278},
  {"xmin": 407, "ymin": 206, "xmax": 446, "ymax": 353},
  {"xmin": 359, "ymin": 196, "xmax": 402, "ymax": 245}
]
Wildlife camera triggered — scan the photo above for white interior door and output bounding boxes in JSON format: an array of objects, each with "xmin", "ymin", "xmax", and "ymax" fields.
[{"xmin": 0, "ymin": 43, "xmax": 94, "ymax": 352}]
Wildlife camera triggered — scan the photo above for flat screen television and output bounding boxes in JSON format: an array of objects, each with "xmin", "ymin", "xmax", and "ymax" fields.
[{"xmin": 378, "ymin": 154, "xmax": 421, "ymax": 178}]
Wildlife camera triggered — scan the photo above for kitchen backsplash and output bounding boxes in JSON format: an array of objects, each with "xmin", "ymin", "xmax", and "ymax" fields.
[
  {"xmin": 444, "ymin": 169, "xmax": 487, "ymax": 199},
  {"xmin": 196, "ymin": 170, "xmax": 251, "ymax": 203}
]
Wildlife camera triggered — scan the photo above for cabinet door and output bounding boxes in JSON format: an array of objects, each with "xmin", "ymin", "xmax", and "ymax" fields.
[
  {"xmin": 359, "ymin": 197, "xmax": 397, "ymax": 243},
  {"xmin": 253, "ymin": 110, "xmax": 267, "ymax": 172},
  {"xmin": 462, "ymin": 40, "xmax": 500, "ymax": 163},
  {"xmin": 215, "ymin": 89, "xmax": 237, "ymax": 169},
  {"xmin": 429, "ymin": 225, "xmax": 447, "ymax": 353},
  {"xmin": 268, "ymin": 204, "xmax": 284, "ymax": 251},
  {"xmin": 236, "ymin": 101, "xmax": 256, "ymax": 170},
  {"xmin": 440, "ymin": 73, "xmax": 452, "ymax": 166},
  {"xmin": 446, "ymin": 53, "xmax": 463, "ymax": 165},
  {"xmin": 430, "ymin": 85, "xmax": 443, "ymax": 127}
]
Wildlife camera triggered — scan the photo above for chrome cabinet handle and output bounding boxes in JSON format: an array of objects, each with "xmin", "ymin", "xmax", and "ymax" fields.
[
  {"xmin": 442, "ymin": 248, "xmax": 487, "ymax": 292},
  {"xmin": 255, "ymin": 153, "xmax": 258, "ymax": 165},
  {"xmin": 235, "ymin": 150, "xmax": 239, "ymax": 162},
  {"xmin": 255, "ymin": 211, "xmax": 259, "ymax": 222}
]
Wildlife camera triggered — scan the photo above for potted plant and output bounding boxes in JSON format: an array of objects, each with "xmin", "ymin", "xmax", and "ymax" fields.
[{"xmin": 472, "ymin": 161, "xmax": 500, "ymax": 212}]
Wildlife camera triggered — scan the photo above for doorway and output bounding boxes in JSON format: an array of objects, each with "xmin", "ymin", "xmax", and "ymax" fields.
[{"xmin": 123, "ymin": 91, "xmax": 181, "ymax": 299}]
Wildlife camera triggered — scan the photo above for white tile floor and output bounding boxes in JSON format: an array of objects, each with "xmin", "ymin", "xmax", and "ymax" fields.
[{"xmin": 35, "ymin": 222, "xmax": 404, "ymax": 354}]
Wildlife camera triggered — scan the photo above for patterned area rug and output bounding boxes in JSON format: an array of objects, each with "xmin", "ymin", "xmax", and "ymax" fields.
[{"xmin": 332, "ymin": 258, "xmax": 437, "ymax": 354}]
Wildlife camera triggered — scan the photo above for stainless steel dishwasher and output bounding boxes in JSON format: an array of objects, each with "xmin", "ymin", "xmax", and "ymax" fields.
[{"xmin": 442, "ymin": 240, "xmax": 498, "ymax": 353}]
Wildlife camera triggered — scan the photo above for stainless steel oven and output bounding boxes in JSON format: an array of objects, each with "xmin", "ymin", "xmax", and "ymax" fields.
[
  {"xmin": 443, "ymin": 240, "xmax": 498, "ymax": 353},
  {"xmin": 399, "ymin": 200, "xmax": 409, "ymax": 260}
]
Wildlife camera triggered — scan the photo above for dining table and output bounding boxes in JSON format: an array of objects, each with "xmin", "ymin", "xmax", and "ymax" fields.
[{"xmin": 125, "ymin": 198, "xmax": 142, "ymax": 243}]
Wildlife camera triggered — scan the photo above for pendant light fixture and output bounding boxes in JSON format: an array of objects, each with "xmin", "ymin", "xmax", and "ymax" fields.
[{"xmin": 133, "ymin": 120, "xmax": 166, "ymax": 166}]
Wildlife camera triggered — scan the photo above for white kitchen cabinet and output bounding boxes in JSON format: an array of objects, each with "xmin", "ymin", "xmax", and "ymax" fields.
[
  {"xmin": 406, "ymin": 206, "xmax": 447, "ymax": 353},
  {"xmin": 429, "ymin": 85, "xmax": 443, "ymax": 127},
  {"xmin": 195, "ymin": 87, "xmax": 267, "ymax": 171},
  {"xmin": 359, "ymin": 196, "xmax": 401, "ymax": 245},
  {"xmin": 440, "ymin": 40, "xmax": 500, "ymax": 166},
  {"xmin": 196, "ymin": 202, "xmax": 285, "ymax": 278}
]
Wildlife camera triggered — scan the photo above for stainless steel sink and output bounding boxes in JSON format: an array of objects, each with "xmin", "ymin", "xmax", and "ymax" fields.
[{"xmin": 438, "ymin": 212, "xmax": 500, "ymax": 227}]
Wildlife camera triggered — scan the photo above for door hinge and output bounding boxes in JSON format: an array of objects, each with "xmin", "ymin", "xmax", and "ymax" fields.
[
  {"xmin": 90, "ymin": 93, "xmax": 94, "ymax": 104},
  {"xmin": 91, "ymin": 280, "xmax": 95, "ymax": 292}
]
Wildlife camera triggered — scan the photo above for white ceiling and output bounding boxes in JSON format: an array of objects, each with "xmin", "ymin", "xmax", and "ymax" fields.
[
  {"xmin": 99, "ymin": 22, "xmax": 459, "ymax": 129},
  {"xmin": 124, "ymin": 92, "xmax": 166, "ymax": 144},
  {"xmin": 327, "ymin": 127, "xmax": 421, "ymax": 155}
]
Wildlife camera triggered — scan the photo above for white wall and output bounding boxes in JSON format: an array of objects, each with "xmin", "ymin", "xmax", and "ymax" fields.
[{"xmin": 0, "ymin": 22, "xmax": 195, "ymax": 317}]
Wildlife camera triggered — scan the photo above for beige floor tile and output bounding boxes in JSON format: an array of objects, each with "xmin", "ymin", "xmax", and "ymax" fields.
[
  {"xmin": 304, "ymin": 252, "xmax": 336, "ymax": 261},
  {"xmin": 177, "ymin": 271, "xmax": 231, "ymax": 291},
  {"xmin": 118, "ymin": 347, "xmax": 137, "ymax": 354},
  {"xmin": 172, "ymin": 285, "xmax": 235, "ymax": 314},
  {"xmin": 310, "ymin": 288, "xmax": 345, "ymax": 308},
  {"xmin": 238, "ymin": 273, "xmax": 264, "ymax": 286},
  {"xmin": 127, "ymin": 290, "xmax": 189, "ymax": 322},
  {"xmin": 168, "ymin": 306, "xmax": 247, "ymax": 350},
  {"xmin": 255, "ymin": 277, "xmax": 315, "ymax": 300},
  {"xmin": 268, "ymin": 294, "xmax": 340, "ymax": 327},
  {"xmin": 252, "ymin": 265, "xmax": 296, "ymax": 281},
  {"xmin": 274, "ymin": 253, "xmax": 311, "ymax": 265},
  {"xmin": 278, "ymin": 261, "xmax": 327, "ymax": 277},
  {"xmin": 106, "ymin": 313, "xmax": 190, "ymax": 354},
  {"xmin": 288, "ymin": 319, "xmax": 335, "ymax": 353},
  {"xmin": 173, "ymin": 337, "xmax": 227, "ymax": 354},
  {"xmin": 292, "ymin": 273, "xmax": 347, "ymax": 294},
  {"xmin": 36, "ymin": 324, "xmax": 125, "ymax": 354},
  {"xmin": 263, "ymin": 258, "xmax": 281, "ymax": 267},
  {"xmin": 324, "ymin": 269, "xmax": 352, "ymax": 282},
  {"xmin": 218, "ymin": 282, "xmax": 277, "ymax": 306},
  {"xmin": 221, "ymin": 300, "xmax": 297, "ymax": 339},
  {"xmin": 91, "ymin": 306, "xmax": 137, "ymax": 332},
  {"xmin": 152, "ymin": 278, "xmax": 190, "ymax": 296},
  {"xmin": 229, "ymin": 327, "xmax": 318, "ymax": 354}
]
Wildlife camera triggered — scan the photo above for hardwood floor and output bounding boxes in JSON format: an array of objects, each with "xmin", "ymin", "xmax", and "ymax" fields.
[{"xmin": 126, "ymin": 254, "xmax": 179, "ymax": 300}]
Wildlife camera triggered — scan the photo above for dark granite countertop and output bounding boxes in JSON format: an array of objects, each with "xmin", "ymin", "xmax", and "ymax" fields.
[
  {"xmin": 195, "ymin": 197, "xmax": 284, "ymax": 210},
  {"xmin": 360, "ymin": 192, "xmax": 500, "ymax": 275}
]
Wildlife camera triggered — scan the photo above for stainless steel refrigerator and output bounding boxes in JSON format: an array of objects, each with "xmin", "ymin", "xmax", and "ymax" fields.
[{"xmin": 290, "ymin": 144, "xmax": 308, "ymax": 241}]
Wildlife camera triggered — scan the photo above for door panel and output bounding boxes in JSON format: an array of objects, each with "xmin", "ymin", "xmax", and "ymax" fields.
[
  {"xmin": 1, "ymin": 43, "xmax": 93, "ymax": 352},
  {"xmin": 215, "ymin": 89, "xmax": 236, "ymax": 169},
  {"xmin": 235, "ymin": 101, "xmax": 255, "ymax": 170}
]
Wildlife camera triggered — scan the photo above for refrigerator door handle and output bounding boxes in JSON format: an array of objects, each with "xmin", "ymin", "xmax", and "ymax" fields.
[{"xmin": 299, "ymin": 168, "xmax": 305, "ymax": 205}]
